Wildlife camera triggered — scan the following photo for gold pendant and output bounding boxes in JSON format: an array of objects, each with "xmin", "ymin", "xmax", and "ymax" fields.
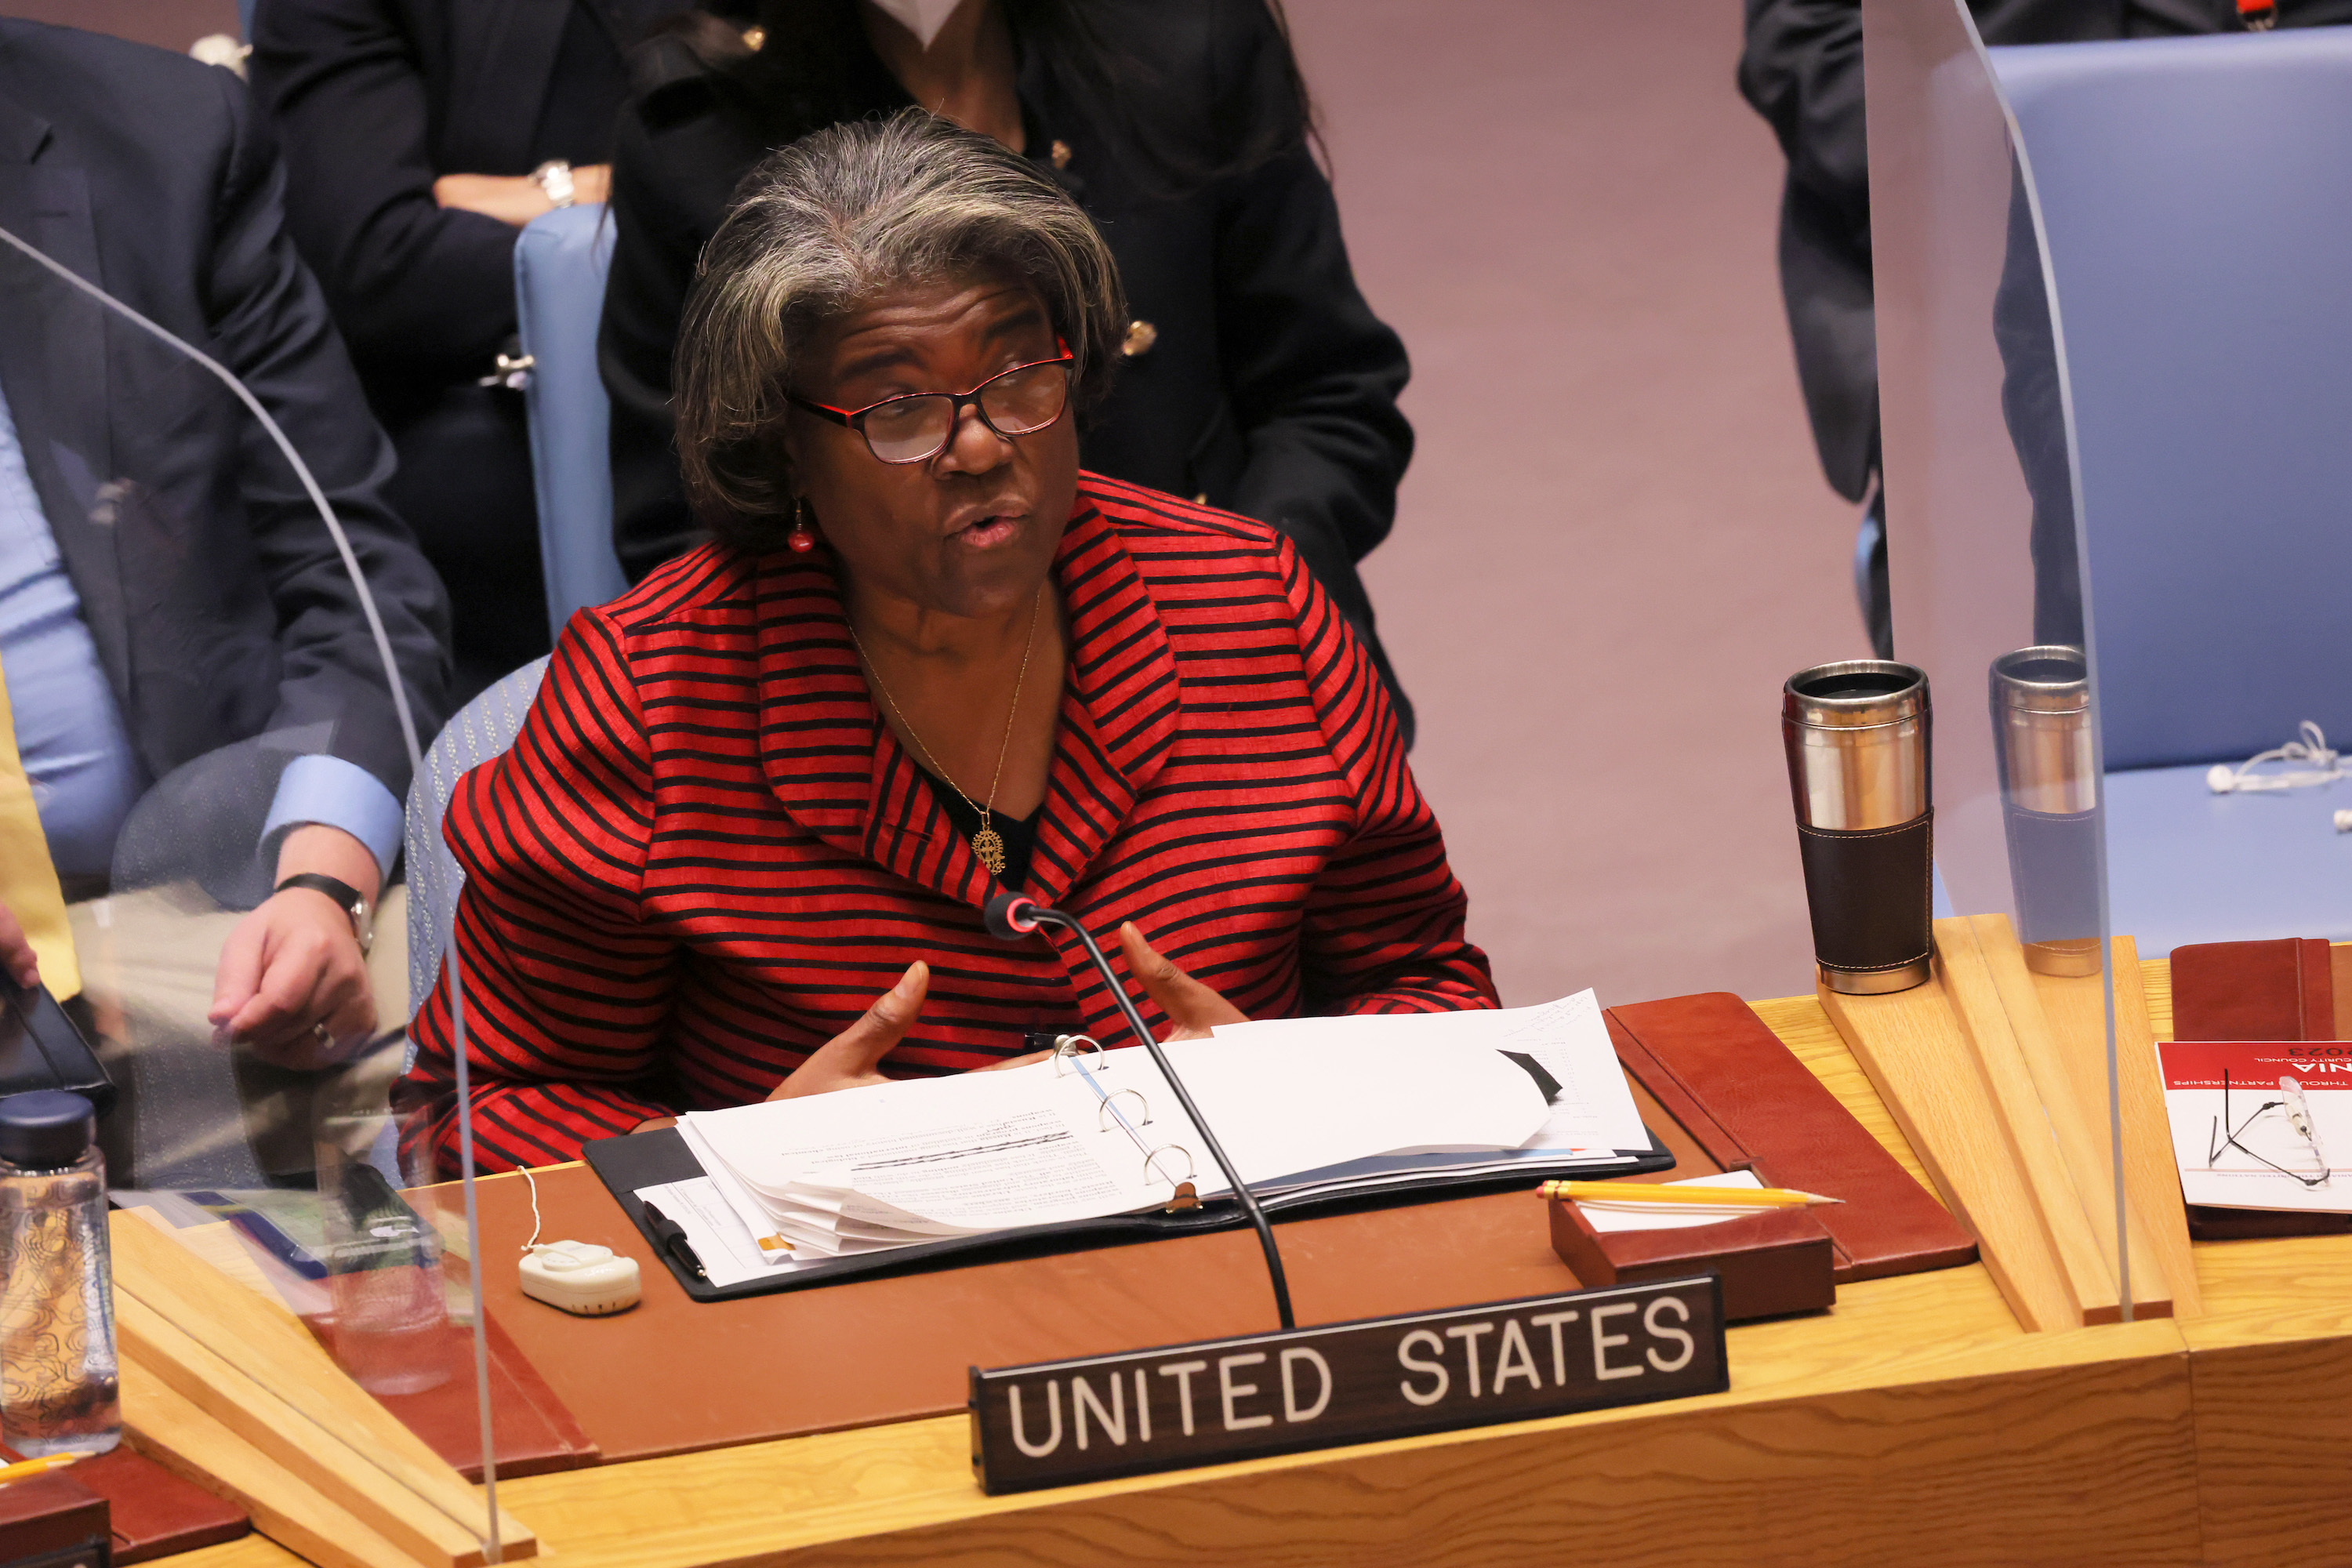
[{"xmin": 971, "ymin": 826, "xmax": 1007, "ymax": 875}]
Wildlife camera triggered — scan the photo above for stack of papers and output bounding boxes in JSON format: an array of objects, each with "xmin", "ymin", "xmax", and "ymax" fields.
[{"xmin": 639, "ymin": 989, "xmax": 1651, "ymax": 1287}]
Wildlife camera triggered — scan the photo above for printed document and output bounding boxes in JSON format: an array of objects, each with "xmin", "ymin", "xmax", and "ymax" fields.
[
  {"xmin": 640, "ymin": 993, "xmax": 1653, "ymax": 1272},
  {"xmin": 2158, "ymin": 1040, "xmax": 2352, "ymax": 1214}
]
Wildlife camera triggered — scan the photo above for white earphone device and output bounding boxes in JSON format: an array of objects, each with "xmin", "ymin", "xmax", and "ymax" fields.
[
  {"xmin": 512, "ymin": 1167, "xmax": 641, "ymax": 1316},
  {"xmin": 2206, "ymin": 721, "xmax": 2343, "ymax": 796}
]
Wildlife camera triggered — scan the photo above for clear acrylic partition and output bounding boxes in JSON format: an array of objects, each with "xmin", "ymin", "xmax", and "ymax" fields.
[
  {"xmin": 2, "ymin": 232, "xmax": 515, "ymax": 1547},
  {"xmin": 1863, "ymin": 0, "xmax": 2136, "ymax": 1314}
]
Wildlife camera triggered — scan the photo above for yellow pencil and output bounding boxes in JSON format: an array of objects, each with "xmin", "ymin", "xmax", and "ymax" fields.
[
  {"xmin": 1537, "ymin": 1180, "xmax": 1842, "ymax": 1207},
  {"xmin": 0, "ymin": 1450, "xmax": 94, "ymax": 1484}
]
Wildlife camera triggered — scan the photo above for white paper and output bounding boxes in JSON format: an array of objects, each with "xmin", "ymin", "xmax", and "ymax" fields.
[
  {"xmin": 1574, "ymin": 1171, "xmax": 1769, "ymax": 1233},
  {"xmin": 1208, "ymin": 989, "xmax": 1646, "ymax": 1154},
  {"xmin": 2158, "ymin": 1040, "xmax": 2352, "ymax": 1213},
  {"xmin": 633, "ymin": 1177, "xmax": 805, "ymax": 1288}
]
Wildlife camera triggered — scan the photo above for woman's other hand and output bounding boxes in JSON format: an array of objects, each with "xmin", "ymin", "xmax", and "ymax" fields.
[
  {"xmin": 768, "ymin": 961, "xmax": 929, "ymax": 1099},
  {"xmin": 433, "ymin": 165, "xmax": 612, "ymax": 227},
  {"xmin": 1120, "ymin": 923, "xmax": 1247, "ymax": 1042}
]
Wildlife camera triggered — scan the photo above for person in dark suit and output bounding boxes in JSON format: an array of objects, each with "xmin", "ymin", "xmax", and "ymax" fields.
[
  {"xmin": 600, "ymin": 0, "xmax": 1421, "ymax": 737},
  {"xmin": 0, "ymin": 18, "xmax": 448, "ymax": 1063},
  {"xmin": 1737, "ymin": 0, "xmax": 2352, "ymax": 657},
  {"xmin": 249, "ymin": 0, "xmax": 691, "ymax": 696}
]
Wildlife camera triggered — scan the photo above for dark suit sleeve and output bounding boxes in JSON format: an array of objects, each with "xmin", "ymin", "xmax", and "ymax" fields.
[
  {"xmin": 1208, "ymin": 2, "xmax": 1412, "ymax": 593},
  {"xmin": 249, "ymin": 0, "xmax": 518, "ymax": 376},
  {"xmin": 208, "ymin": 65, "xmax": 452, "ymax": 796},
  {"xmin": 600, "ymin": 100, "xmax": 715, "ymax": 582},
  {"xmin": 1739, "ymin": 0, "xmax": 1868, "ymax": 237},
  {"xmin": 1739, "ymin": 0, "xmax": 1879, "ymax": 500}
]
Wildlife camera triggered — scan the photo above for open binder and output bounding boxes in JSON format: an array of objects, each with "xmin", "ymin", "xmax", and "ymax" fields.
[{"xmin": 586, "ymin": 1121, "xmax": 1674, "ymax": 1303}]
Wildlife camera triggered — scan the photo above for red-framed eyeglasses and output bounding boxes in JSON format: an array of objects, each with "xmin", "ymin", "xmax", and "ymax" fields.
[{"xmin": 786, "ymin": 345, "xmax": 1076, "ymax": 465}]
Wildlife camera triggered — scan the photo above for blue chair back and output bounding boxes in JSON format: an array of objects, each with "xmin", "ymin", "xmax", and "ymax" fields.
[
  {"xmin": 1993, "ymin": 33, "xmax": 2352, "ymax": 769},
  {"xmin": 515, "ymin": 205, "xmax": 628, "ymax": 642},
  {"xmin": 405, "ymin": 657, "xmax": 551, "ymax": 1018}
]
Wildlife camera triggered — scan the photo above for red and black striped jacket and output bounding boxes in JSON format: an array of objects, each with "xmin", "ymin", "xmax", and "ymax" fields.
[{"xmin": 401, "ymin": 474, "xmax": 1496, "ymax": 1173}]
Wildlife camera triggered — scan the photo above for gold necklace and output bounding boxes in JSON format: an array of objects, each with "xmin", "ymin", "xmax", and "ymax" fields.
[{"xmin": 849, "ymin": 584, "xmax": 1045, "ymax": 877}]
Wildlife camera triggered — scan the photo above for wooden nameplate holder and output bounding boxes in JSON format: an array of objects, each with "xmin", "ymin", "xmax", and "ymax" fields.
[{"xmin": 1817, "ymin": 915, "xmax": 2199, "ymax": 1332}]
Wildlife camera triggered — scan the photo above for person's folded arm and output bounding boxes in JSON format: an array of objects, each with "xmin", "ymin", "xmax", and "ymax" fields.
[
  {"xmin": 248, "ymin": 0, "xmax": 519, "ymax": 372},
  {"xmin": 205, "ymin": 61, "xmax": 452, "ymax": 801},
  {"xmin": 401, "ymin": 608, "xmax": 680, "ymax": 1174},
  {"xmin": 1206, "ymin": 2, "xmax": 1411, "ymax": 606},
  {"xmin": 1273, "ymin": 537, "xmax": 1497, "ymax": 1016}
]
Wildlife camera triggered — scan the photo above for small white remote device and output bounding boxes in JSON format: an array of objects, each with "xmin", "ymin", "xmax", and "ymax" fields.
[{"xmin": 519, "ymin": 1240, "xmax": 642, "ymax": 1316}]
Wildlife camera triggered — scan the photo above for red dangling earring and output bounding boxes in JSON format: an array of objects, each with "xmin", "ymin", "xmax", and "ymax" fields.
[{"xmin": 786, "ymin": 497, "xmax": 820, "ymax": 554}]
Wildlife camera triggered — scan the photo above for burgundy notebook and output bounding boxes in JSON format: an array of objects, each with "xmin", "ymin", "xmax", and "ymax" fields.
[
  {"xmin": 0, "ymin": 1470, "xmax": 107, "ymax": 1565},
  {"xmin": 0, "ymin": 1443, "xmax": 247, "ymax": 1565},
  {"xmin": 301, "ymin": 1305, "xmax": 600, "ymax": 1481},
  {"xmin": 2169, "ymin": 938, "xmax": 2352, "ymax": 1240},
  {"xmin": 2172, "ymin": 938, "xmax": 2337, "ymax": 1043},
  {"xmin": 1605, "ymin": 992, "xmax": 1980, "ymax": 1282}
]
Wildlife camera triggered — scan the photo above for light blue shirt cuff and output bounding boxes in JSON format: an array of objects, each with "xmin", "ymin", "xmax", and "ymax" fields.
[{"xmin": 260, "ymin": 754, "xmax": 405, "ymax": 884}]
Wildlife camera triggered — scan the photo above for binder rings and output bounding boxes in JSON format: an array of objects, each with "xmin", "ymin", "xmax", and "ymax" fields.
[{"xmin": 585, "ymin": 1122, "xmax": 1673, "ymax": 1302}]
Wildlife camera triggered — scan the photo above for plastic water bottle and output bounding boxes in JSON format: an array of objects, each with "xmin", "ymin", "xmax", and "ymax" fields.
[{"xmin": 0, "ymin": 1091, "xmax": 122, "ymax": 1457}]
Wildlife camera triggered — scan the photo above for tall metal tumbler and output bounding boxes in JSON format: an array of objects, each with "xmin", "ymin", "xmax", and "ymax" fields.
[
  {"xmin": 1991, "ymin": 646, "xmax": 2103, "ymax": 978},
  {"xmin": 1783, "ymin": 662, "xmax": 1933, "ymax": 995}
]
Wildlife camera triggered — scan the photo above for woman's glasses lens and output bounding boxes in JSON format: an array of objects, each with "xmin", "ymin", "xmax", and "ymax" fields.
[
  {"xmin": 862, "ymin": 398, "xmax": 953, "ymax": 463},
  {"xmin": 856, "ymin": 361, "xmax": 1073, "ymax": 463},
  {"xmin": 979, "ymin": 362, "xmax": 1070, "ymax": 435}
]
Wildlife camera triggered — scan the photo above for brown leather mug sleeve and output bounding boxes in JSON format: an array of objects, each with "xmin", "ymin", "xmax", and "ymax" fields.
[{"xmin": 1795, "ymin": 811, "xmax": 1933, "ymax": 974}]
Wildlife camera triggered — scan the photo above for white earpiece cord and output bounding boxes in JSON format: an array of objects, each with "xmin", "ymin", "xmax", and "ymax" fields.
[{"xmin": 2206, "ymin": 720, "xmax": 2343, "ymax": 795}]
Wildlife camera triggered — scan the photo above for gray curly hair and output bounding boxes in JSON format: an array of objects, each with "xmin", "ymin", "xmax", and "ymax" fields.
[{"xmin": 673, "ymin": 107, "xmax": 1128, "ymax": 551}]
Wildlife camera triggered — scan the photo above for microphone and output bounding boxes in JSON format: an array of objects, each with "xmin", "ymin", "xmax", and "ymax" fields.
[{"xmin": 984, "ymin": 892, "xmax": 1296, "ymax": 1330}]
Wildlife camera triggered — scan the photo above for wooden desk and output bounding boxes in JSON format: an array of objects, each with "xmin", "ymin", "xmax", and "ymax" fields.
[{"xmin": 158, "ymin": 963, "xmax": 2352, "ymax": 1567}]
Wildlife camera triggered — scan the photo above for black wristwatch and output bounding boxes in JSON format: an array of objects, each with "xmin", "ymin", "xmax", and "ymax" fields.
[{"xmin": 277, "ymin": 872, "xmax": 376, "ymax": 956}]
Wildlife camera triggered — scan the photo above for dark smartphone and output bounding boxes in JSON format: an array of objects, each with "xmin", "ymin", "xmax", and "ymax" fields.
[{"xmin": 0, "ymin": 978, "xmax": 113, "ymax": 1114}]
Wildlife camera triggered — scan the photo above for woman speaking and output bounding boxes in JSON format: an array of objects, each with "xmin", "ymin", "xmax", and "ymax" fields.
[{"xmin": 401, "ymin": 112, "xmax": 1494, "ymax": 1174}]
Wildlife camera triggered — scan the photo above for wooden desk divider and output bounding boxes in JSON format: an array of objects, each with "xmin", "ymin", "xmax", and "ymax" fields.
[
  {"xmin": 1819, "ymin": 935, "xmax": 2085, "ymax": 1332},
  {"xmin": 2010, "ymin": 929, "xmax": 2201, "ymax": 1316},
  {"xmin": 107, "ymin": 1212, "xmax": 535, "ymax": 1568},
  {"xmin": 1933, "ymin": 917, "xmax": 2136, "ymax": 1324},
  {"xmin": 1819, "ymin": 916, "xmax": 2198, "ymax": 1333}
]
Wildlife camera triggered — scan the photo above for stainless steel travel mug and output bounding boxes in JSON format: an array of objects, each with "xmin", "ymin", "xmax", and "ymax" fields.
[
  {"xmin": 1783, "ymin": 661, "xmax": 1933, "ymax": 995},
  {"xmin": 1990, "ymin": 646, "xmax": 2102, "ymax": 978}
]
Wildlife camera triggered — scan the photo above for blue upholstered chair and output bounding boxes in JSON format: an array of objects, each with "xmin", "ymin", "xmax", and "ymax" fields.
[
  {"xmin": 1993, "ymin": 32, "xmax": 2352, "ymax": 955},
  {"xmin": 515, "ymin": 204, "xmax": 629, "ymax": 643},
  {"xmin": 405, "ymin": 657, "xmax": 551, "ymax": 1019}
]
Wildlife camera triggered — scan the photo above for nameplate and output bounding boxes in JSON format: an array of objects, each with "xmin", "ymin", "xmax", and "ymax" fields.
[{"xmin": 968, "ymin": 1275, "xmax": 1726, "ymax": 1494}]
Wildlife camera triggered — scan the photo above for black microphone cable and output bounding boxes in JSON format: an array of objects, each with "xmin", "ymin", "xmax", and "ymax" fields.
[{"xmin": 984, "ymin": 891, "xmax": 1296, "ymax": 1330}]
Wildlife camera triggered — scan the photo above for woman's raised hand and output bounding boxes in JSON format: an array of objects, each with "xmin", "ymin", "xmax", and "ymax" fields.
[
  {"xmin": 1120, "ymin": 922, "xmax": 1247, "ymax": 1041},
  {"xmin": 768, "ymin": 961, "xmax": 930, "ymax": 1100}
]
